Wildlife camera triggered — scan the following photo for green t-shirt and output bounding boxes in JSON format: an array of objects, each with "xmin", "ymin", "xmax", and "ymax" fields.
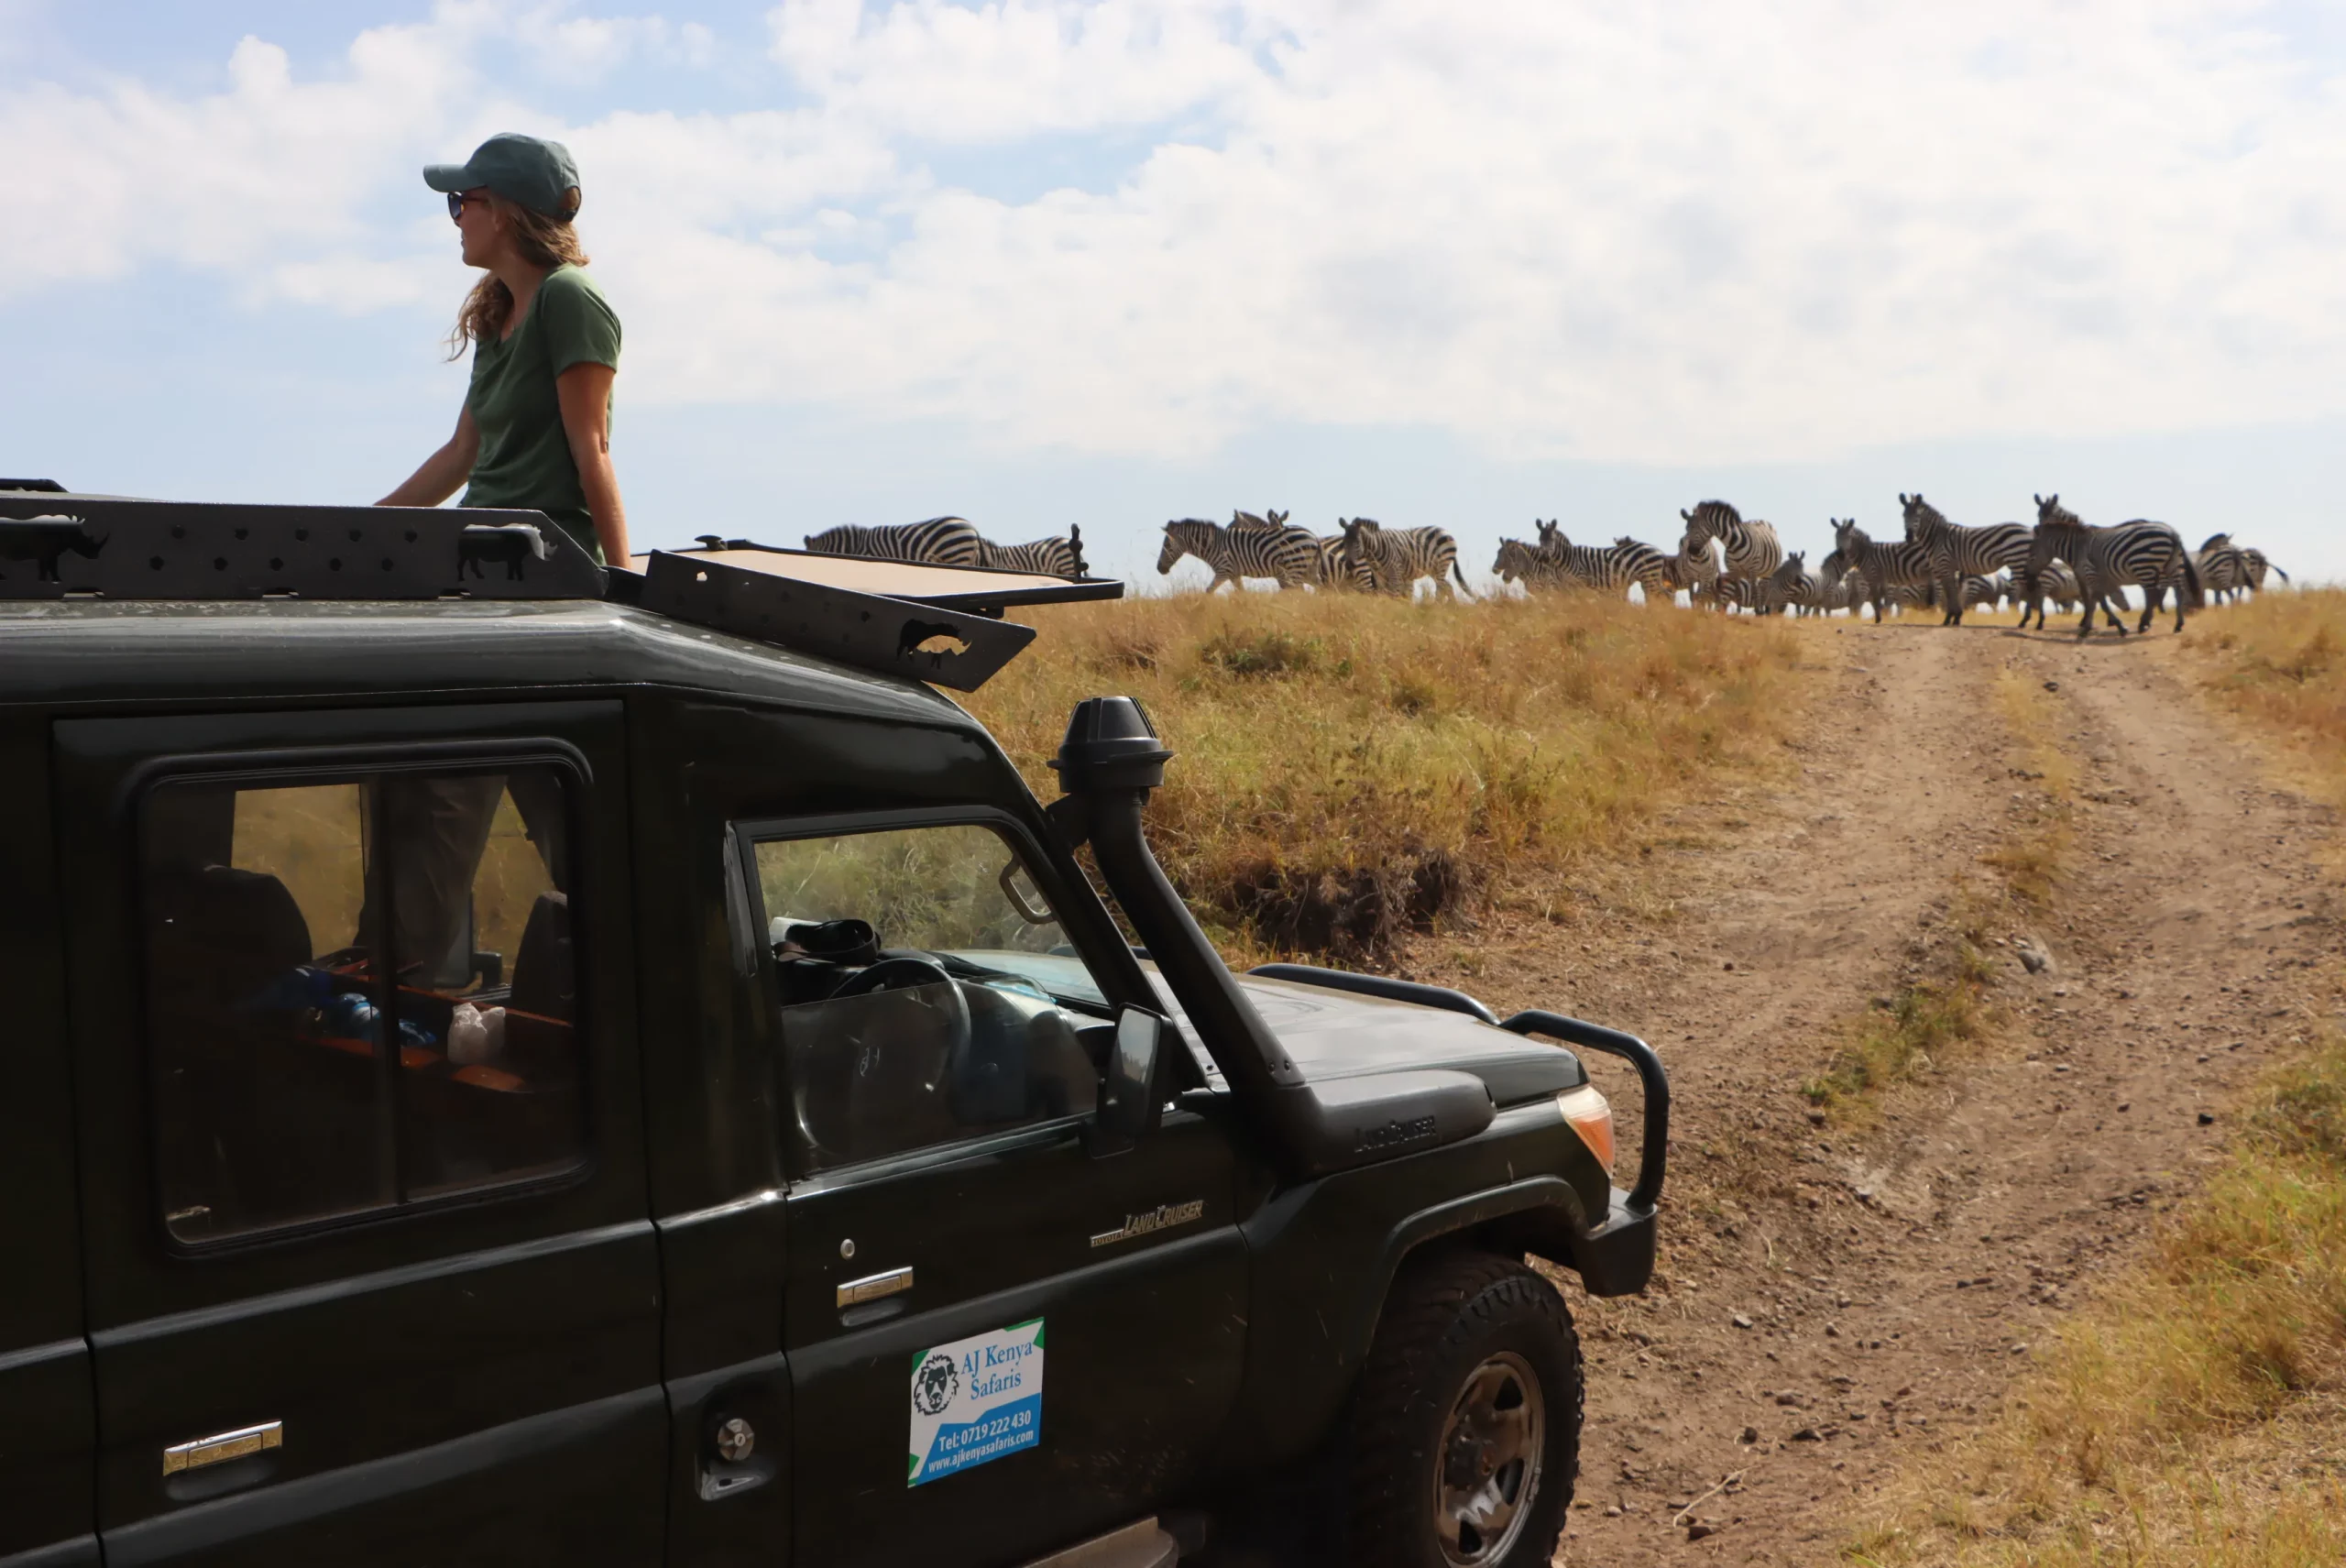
[{"xmin": 460, "ymin": 264, "xmax": 620, "ymax": 559}]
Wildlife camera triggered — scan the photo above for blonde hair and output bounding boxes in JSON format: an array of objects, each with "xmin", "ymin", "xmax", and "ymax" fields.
[{"xmin": 445, "ymin": 195, "xmax": 590, "ymax": 357}]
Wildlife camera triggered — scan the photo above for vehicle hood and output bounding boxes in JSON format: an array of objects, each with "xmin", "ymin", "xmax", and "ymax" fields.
[{"xmin": 1147, "ymin": 968, "xmax": 1587, "ymax": 1106}]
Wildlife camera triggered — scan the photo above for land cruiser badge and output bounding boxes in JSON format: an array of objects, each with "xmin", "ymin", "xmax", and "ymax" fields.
[
  {"xmin": 1090, "ymin": 1200, "xmax": 1205, "ymax": 1248},
  {"xmin": 907, "ymin": 1319, "xmax": 1045, "ymax": 1486}
]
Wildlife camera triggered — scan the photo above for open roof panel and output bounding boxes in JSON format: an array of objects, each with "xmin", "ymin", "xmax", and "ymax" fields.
[{"xmin": 635, "ymin": 539, "xmax": 1122, "ymax": 615}]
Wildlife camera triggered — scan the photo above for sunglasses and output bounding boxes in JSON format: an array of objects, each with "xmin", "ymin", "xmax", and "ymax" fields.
[{"xmin": 446, "ymin": 191, "xmax": 490, "ymax": 223}]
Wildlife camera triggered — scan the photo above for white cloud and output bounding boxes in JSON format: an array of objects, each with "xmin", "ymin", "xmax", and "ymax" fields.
[{"xmin": 5, "ymin": 0, "xmax": 2345, "ymax": 464}]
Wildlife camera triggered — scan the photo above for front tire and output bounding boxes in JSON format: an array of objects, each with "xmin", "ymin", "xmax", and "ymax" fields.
[{"xmin": 1345, "ymin": 1253, "xmax": 1582, "ymax": 1568}]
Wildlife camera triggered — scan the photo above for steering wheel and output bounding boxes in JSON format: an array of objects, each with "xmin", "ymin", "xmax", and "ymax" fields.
[{"xmin": 828, "ymin": 956, "xmax": 974, "ymax": 1062}]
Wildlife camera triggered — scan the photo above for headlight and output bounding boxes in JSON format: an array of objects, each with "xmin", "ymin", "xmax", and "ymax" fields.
[{"xmin": 1555, "ymin": 1083, "xmax": 1615, "ymax": 1177}]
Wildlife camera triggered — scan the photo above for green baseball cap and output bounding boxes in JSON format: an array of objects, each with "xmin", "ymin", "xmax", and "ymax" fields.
[{"xmin": 423, "ymin": 132, "xmax": 582, "ymax": 219}]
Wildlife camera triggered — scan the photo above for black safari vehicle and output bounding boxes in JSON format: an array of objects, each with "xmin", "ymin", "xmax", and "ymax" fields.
[{"xmin": 0, "ymin": 488, "xmax": 1665, "ymax": 1568}]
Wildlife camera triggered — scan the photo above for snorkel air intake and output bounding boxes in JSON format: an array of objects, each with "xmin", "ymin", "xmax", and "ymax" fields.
[{"xmin": 1050, "ymin": 697, "xmax": 1493, "ymax": 1180}]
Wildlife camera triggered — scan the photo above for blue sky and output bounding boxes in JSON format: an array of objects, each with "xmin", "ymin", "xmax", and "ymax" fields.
[{"xmin": 4, "ymin": 0, "xmax": 2342, "ymax": 586}]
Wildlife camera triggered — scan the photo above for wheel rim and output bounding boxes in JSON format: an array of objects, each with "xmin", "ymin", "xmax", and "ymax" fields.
[{"xmin": 1431, "ymin": 1349, "xmax": 1545, "ymax": 1565}]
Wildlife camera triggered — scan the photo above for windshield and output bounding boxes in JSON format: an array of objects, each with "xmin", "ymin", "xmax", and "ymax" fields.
[{"xmin": 753, "ymin": 823, "xmax": 1106, "ymax": 1009}]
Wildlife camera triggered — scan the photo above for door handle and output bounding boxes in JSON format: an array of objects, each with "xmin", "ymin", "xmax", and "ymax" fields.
[
  {"xmin": 162, "ymin": 1420, "xmax": 282, "ymax": 1475},
  {"xmin": 836, "ymin": 1266, "xmax": 914, "ymax": 1309}
]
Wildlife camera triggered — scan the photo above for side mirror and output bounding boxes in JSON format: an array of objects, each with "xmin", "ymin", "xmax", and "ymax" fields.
[{"xmin": 1089, "ymin": 1006, "xmax": 1167, "ymax": 1157}]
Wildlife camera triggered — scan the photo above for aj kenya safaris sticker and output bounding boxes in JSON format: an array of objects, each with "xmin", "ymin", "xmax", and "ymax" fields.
[{"xmin": 908, "ymin": 1319, "xmax": 1045, "ymax": 1485}]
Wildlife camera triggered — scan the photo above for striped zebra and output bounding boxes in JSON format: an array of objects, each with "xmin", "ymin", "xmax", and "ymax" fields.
[
  {"xmin": 1899, "ymin": 492, "xmax": 2034, "ymax": 627},
  {"xmin": 1156, "ymin": 518, "xmax": 1315, "ymax": 590},
  {"xmin": 1678, "ymin": 501, "xmax": 1783, "ymax": 596},
  {"xmin": 1831, "ymin": 518, "xmax": 1937, "ymax": 622},
  {"xmin": 1528, "ymin": 521, "xmax": 1670, "ymax": 598},
  {"xmin": 2242, "ymin": 548, "xmax": 2287, "ymax": 594},
  {"xmin": 1339, "ymin": 517, "xmax": 1473, "ymax": 599},
  {"xmin": 976, "ymin": 526, "xmax": 1086, "ymax": 577},
  {"xmin": 2036, "ymin": 561, "xmax": 2084, "ymax": 614},
  {"xmin": 1959, "ymin": 574, "xmax": 2003, "ymax": 613},
  {"xmin": 1770, "ymin": 552, "xmax": 1824, "ymax": 616},
  {"xmin": 1315, "ymin": 532, "xmax": 1369, "ymax": 590},
  {"xmin": 804, "ymin": 516, "xmax": 982, "ymax": 566},
  {"xmin": 2024, "ymin": 495, "xmax": 2199, "ymax": 637},
  {"xmin": 1661, "ymin": 532, "xmax": 1724, "ymax": 608},
  {"xmin": 1816, "ymin": 550, "xmax": 1865, "ymax": 615},
  {"xmin": 1712, "ymin": 575, "xmax": 1789, "ymax": 614},
  {"xmin": 1235, "ymin": 510, "xmax": 1369, "ymax": 591},
  {"xmin": 1493, "ymin": 537, "xmax": 1567, "ymax": 592}
]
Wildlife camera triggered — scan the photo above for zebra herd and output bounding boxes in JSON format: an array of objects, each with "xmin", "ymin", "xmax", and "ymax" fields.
[
  {"xmin": 794, "ymin": 501, "xmax": 2288, "ymax": 642},
  {"xmin": 1155, "ymin": 511, "xmax": 1474, "ymax": 598},
  {"xmin": 1494, "ymin": 495, "xmax": 2289, "ymax": 640},
  {"xmin": 803, "ymin": 517, "xmax": 1088, "ymax": 577}
]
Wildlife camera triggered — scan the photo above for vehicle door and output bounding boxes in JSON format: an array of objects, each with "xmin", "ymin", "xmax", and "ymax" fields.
[
  {"xmin": 742, "ymin": 810, "xmax": 1247, "ymax": 1568},
  {"xmin": 1, "ymin": 710, "xmax": 97, "ymax": 1566},
  {"xmin": 55, "ymin": 702, "xmax": 664, "ymax": 1567}
]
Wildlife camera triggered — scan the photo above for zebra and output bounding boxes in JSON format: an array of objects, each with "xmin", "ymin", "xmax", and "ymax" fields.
[
  {"xmin": 804, "ymin": 516, "xmax": 982, "ymax": 566},
  {"xmin": 1678, "ymin": 500, "xmax": 1783, "ymax": 595},
  {"xmin": 1816, "ymin": 549, "xmax": 1864, "ymax": 615},
  {"xmin": 1527, "ymin": 521, "xmax": 1670, "ymax": 598},
  {"xmin": 976, "ymin": 525, "xmax": 1086, "ymax": 577},
  {"xmin": 1959, "ymin": 574, "xmax": 2003, "ymax": 613},
  {"xmin": 1235, "ymin": 510, "xmax": 1368, "ymax": 591},
  {"xmin": 1339, "ymin": 518, "xmax": 1473, "ymax": 599},
  {"xmin": 1156, "ymin": 518, "xmax": 1315, "ymax": 590},
  {"xmin": 1830, "ymin": 518, "xmax": 1937, "ymax": 622},
  {"xmin": 1316, "ymin": 532, "xmax": 1369, "ymax": 590},
  {"xmin": 2023, "ymin": 495, "xmax": 2199, "ymax": 637},
  {"xmin": 1899, "ymin": 492, "xmax": 2034, "ymax": 626},
  {"xmin": 1769, "ymin": 551, "xmax": 1824, "ymax": 616},
  {"xmin": 1659, "ymin": 532, "xmax": 1723, "ymax": 609},
  {"xmin": 1494, "ymin": 537, "xmax": 1567, "ymax": 592},
  {"xmin": 1712, "ymin": 575, "xmax": 1788, "ymax": 614},
  {"xmin": 2039, "ymin": 561, "xmax": 2083, "ymax": 613},
  {"xmin": 2242, "ymin": 548, "xmax": 2287, "ymax": 594},
  {"xmin": 2172, "ymin": 534, "xmax": 2246, "ymax": 607}
]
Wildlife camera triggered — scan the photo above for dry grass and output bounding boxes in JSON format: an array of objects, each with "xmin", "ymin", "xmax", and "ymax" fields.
[
  {"xmin": 1847, "ymin": 1026, "xmax": 2346, "ymax": 1568},
  {"xmin": 2187, "ymin": 587, "xmax": 2346, "ymax": 817},
  {"xmin": 960, "ymin": 589, "xmax": 1811, "ymax": 961}
]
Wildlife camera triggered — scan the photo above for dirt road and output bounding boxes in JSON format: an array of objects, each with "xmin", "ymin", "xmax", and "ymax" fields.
[{"xmin": 1417, "ymin": 619, "xmax": 2343, "ymax": 1565}]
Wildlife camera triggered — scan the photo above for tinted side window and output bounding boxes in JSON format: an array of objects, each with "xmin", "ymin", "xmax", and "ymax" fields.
[
  {"xmin": 143, "ymin": 766, "xmax": 585, "ymax": 1245},
  {"xmin": 754, "ymin": 824, "xmax": 1101, "ymax": 1173}
]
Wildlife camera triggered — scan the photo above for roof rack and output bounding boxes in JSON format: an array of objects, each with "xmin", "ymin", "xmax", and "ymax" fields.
[
  {"xmin": 0, "ymin": 493, "xmax": 602, "ymax": 599},
  {"xmin": 0, "ymin": 495, "xmax": 1118, "ymax": 693}
]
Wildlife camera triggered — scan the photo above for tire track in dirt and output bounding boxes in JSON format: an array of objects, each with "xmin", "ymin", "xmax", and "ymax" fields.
[{"xmin": 1413, "ymin": 619, "xmax": 2342, "ymax": 1566}]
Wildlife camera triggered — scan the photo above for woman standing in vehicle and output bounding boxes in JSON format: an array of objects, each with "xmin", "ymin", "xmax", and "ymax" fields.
[{"xmin": 380, "ymin": 132, "xmax": 629, "ymax": 565}]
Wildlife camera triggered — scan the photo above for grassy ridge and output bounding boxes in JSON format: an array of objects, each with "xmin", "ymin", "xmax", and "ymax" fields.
[{"xmin": 960, "ymin": 589, "xmax": 1809, "ymax": 962}]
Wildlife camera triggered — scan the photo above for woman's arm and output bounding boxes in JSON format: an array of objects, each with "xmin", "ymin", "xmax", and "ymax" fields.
[
  {"xmin": 378, "ymin": 405, "xmax": 481, "ymax": 507},
  {"xmin": 557, "ymin": 362, "xmax": 630, "ymax": 565}
]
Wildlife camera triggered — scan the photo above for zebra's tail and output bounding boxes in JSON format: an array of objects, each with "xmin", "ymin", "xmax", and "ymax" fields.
[
  {"xmin": 2182, "ymin": 549, "xmax": 2205, "ymax": 610},
  {"xmin": 1449, "ymin": 555, "xmax": 1475, "ymax": 600}
]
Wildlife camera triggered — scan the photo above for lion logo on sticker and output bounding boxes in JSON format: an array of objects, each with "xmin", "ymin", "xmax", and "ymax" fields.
[{"xmin": 912, "ymin": 1350, "xmax": 959, "ymax": 1417}]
